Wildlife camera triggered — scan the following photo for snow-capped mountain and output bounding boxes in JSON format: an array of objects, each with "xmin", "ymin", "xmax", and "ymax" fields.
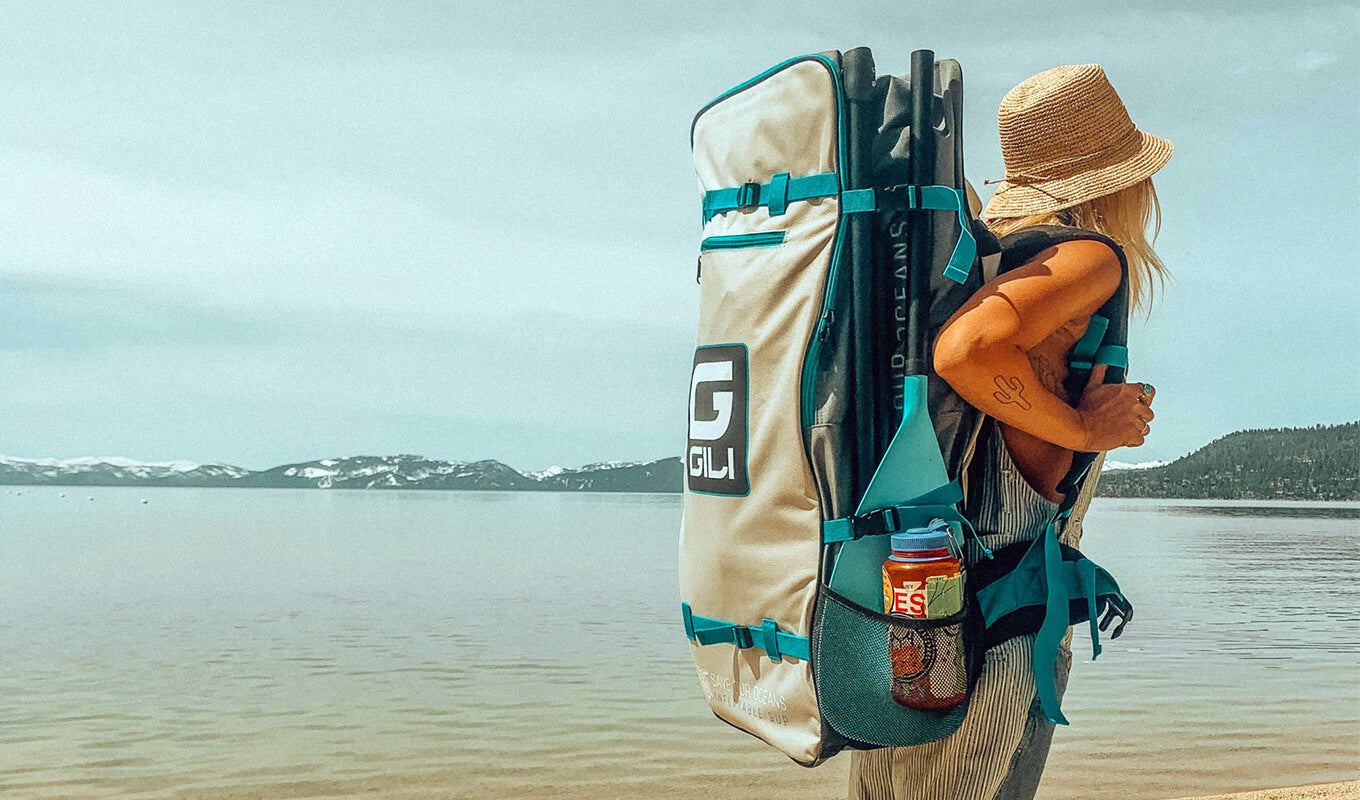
[
  {"xmin": 1102, "ymin": 459, "xmax": 1171, "ymax": 471},
  {"xmin": 0, "ymin": 455, "xmax": 251, "ymax": 486},
  {"xmin": 0, "ymin": 454, "xmax": 683, "ymax": 492},
  {"xmin": 536, "ymin": 460, "xmax": 679, "ymax": 492},
  {"xmin": 243, "ymin": 455, "xmax": 541, "ymax": 490}
]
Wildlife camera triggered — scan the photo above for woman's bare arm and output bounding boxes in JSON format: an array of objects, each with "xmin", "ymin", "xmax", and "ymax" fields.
[{"xmin": 933, "ymin": 239, "xmax": 1152, "ymax": 452}]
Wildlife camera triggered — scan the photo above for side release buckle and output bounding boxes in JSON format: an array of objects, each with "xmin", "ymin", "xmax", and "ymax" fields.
[{"xmin": 736, "ymin": 182, "xmax": 761, "ymax": 210}]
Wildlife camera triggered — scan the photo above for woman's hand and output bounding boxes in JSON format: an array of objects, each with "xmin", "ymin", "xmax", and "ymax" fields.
[{"xmin": 1075, "ymin": 365, "xmax": 1155, "ymax": 451}]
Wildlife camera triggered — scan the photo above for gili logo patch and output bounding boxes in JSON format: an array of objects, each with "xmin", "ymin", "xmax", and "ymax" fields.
[{"xmin": 687, "ymin": 344, "xmax": 748, "ymax": 495}]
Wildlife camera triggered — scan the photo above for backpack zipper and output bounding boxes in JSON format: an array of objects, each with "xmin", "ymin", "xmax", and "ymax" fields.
[{"xmin": 699, "ymin": 231, "xmax": 787, "ymax": 251}]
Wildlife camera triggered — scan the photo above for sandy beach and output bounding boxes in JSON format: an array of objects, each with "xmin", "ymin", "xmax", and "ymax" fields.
[
  {"xmin": 50, "ymin": 775, "xmax": 1351, "ymax": 800},
  {"xmin": 1171, "ymin": 782, "xmax": 1358, "ymax": 800}
]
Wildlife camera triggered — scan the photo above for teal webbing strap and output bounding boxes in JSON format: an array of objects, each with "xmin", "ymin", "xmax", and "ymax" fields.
[
  {"xmin": 1034, "ymin": 522, "xmax": 1070, "ymax": 725},
  {"xmin": 702, "ymin": 172, "xmax": 839, "ymax": 223},
  {"xmin": 821, "ymin": 519, "xmax": 852, "ymax": 543},
  {"xmin": 841, "ymin": 188, "xmax": 877, "ymax": 213},
  {"xmin": 837, "ymin": 185, "xmax": 975, "ymax": 285},
  {"xmin": 918, "ymin": 186, "xmax": 976, "ymax": 284},
  {"xmin": 703, "ymin": 180, "xmax": 975, "ymax": 283},
  {"xmin": 681, "ymin": 603, "xmax": 811, "ymax": 662},
  {"xmin": 822, "ymin": 480, "xmax": 964, "ymax": 543},
  {"xmin": 1093, "ymin": 345, "xmax": 1128, "ymax": 369},
  {"xmin": 1068, "ymin": 315, "xmax": 1109, "ymax": 371}
]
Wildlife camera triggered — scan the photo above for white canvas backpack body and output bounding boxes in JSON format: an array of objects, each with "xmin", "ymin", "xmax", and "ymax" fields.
[{"xmin": 679, "ymin": 49, "xmax": 1135, "ymax": 766}]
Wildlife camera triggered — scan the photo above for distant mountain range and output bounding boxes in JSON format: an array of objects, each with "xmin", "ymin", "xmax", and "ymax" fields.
[
  {"xmin": 0, "ymin": 454, "xmax": 683, "ymax": 493},
  {"xmin": 3, "ymin": 422, "xmax": 1354, "ymax": 499}
]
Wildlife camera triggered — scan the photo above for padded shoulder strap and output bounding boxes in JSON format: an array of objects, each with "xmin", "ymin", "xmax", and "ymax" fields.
[
  {"xmin": 997, "ymin": 226, "xmax": 1131, "ymax": 495},
  {"xmin": 996, "ymin": 224, "xmax": 1125, "ymax": 275}
]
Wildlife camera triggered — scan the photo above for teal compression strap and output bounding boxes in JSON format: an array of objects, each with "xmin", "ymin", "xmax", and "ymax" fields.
[
  {"xmin": 1093, "ymin": 345, "xmax": 1128, "ymax": 369},
  {"xmin": 842, "ymin": 188, "xmax": 877, "ymax": 213},
  {"xmin": 840, "ymin": 185, "xmax": 975, "ymax": 284},
  {"xmin": 681, "ymin": 603, "xmax": 811, "ymax": 662},
  {"xmin": 1068, "ymin": 315, "xmax": 1109, "ymax": 371},
  {"xmin": 822, "ymin": 480, "xmax": 963, "ymax": 543},
  {"xmin": 702, "ymin": 172, "xmax": 839, "ymax": 223},
  {"xmin": 703, "ymin": 179, "xmax": 975, "ymax": 283}
]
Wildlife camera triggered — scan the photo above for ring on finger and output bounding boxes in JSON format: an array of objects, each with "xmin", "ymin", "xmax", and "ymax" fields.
[
  {"xmin": 1139, "ymin": 382, "xmax": 1154, "ymax": 401},
  {"xmin": 1141, "ymin": 421, "xmax": 1151, "ymax": 435}
]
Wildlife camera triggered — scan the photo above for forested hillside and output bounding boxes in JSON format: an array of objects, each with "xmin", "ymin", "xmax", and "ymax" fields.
[{"xmin": 1098, "ymin": 422, "xmax": 1359, "ymax": 500}]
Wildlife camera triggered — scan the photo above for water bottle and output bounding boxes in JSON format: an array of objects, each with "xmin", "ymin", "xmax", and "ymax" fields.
[{"xmin": 881, "ymin": 520, "xmax": 967, "ymax": 710}]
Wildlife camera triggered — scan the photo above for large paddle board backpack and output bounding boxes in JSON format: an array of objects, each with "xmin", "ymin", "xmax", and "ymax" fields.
[{"xmin": 679, "ymin": 48, "xmax": 1136, "ymax": 766}]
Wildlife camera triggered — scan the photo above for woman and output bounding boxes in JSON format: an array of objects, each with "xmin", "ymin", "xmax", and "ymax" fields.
[{"xmin": 849, "ymin": 63, "xmax": 1171, "ymax": 800}]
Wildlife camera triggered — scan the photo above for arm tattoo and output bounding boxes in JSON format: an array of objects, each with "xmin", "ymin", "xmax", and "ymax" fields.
[{"xmin": 992, "ymin": 375, "xmax": 1032, "ymax": 410}]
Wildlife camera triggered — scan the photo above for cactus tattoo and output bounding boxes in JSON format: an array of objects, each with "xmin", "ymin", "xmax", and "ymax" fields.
[{"xmin": 993, "ymin": 375, "xmax": 1032, "ymax": 410}]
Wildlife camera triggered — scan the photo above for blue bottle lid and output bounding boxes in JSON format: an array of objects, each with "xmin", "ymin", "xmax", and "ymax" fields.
[{"xmin": 889, "ymin": 520, "xmax": 952, "ymax": 554}]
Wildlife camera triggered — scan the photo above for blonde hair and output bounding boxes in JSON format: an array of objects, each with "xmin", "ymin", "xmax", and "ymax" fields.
[{"xmin": 985, "ymin": 178, "xmax": 1167, "ymax": 311}]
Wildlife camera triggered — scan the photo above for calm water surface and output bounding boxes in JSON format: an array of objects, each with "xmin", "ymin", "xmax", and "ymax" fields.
[{"xmin": 1, "ymin": 489, "xmax": 1356, "ymax": 799}]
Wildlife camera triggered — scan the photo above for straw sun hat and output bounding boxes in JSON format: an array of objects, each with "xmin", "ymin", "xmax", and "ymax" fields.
[{"xmin": 983, "ymin": 64, "xmax": 1172, "ymax": 219}]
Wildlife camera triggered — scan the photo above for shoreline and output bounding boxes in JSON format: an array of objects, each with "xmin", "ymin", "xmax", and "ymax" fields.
[{"xmin": 1170, "ymin": 782, "xmax": 1358, "ymax": 800}]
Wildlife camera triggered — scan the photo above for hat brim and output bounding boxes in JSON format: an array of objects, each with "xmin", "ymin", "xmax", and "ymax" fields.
[{"xmin": 983, "ymin": 130, "xmax": 1173, "ymax": 219}]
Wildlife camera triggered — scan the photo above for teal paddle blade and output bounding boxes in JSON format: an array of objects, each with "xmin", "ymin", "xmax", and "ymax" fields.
[{"xmin": 828, "ymin": 375, "xmax": 952, "ymax": 609}]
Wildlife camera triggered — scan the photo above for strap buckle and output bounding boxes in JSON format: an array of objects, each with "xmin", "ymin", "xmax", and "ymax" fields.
[
  {"xmin": 736, "ymin": 182, "xmax": 761, "ymax": 210},
  {"xmin": 876, "ymin": 184, "xmax": 919, "ymax": 212},
  {"xmin": 851, "ymin": 506, "xmax": 901, "ymax": 541},
  {"xmin": 730, "ymin": 624, "xmax": 754, "ymax": 649},
  {"xmin": 1098, "ymin": 594, "xmax": 1133, "ymax": 639}
]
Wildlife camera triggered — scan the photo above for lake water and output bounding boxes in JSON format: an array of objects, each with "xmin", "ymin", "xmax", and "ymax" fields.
[{"xmin": 1, "ymin": 489, "xmax": 1356, "ymax": 799}]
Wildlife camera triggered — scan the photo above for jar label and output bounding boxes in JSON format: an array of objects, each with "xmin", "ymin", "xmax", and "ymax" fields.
[
  {"xmin": 889, "ymin": 581, "xmax": 928, "ymax": 617},
  {"xmin": 883, "ymin": 571, "xmax": 963, "ymax": 619},
  {"xmin": 925, "ymin": 573, "xmax": 964, "ymax": 618}
]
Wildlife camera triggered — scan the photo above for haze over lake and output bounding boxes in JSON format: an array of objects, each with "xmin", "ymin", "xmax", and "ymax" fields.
[{"xmin": 1, "ymin": 489, "xmax": 1356, "ymax": 799}]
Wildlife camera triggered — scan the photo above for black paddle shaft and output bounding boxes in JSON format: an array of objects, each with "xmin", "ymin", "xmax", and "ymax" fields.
[
  {"xmin": 843, "ymin": 47, "xmax": 878, "ymax": 493},
  {"xmin": 905, "ymin": 50, "xmax": 935, "ymax": 378}
]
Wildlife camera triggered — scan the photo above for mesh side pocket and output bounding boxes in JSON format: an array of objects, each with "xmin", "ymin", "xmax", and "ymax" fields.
[{"xmin": 812, "ymin": 586, "xmax": 982, "ymax": 748}]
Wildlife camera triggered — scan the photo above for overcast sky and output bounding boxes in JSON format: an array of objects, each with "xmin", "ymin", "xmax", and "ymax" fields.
[{"xmin": 0, "ymin": 1, "xmax": 1356, "ymax": 470}]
